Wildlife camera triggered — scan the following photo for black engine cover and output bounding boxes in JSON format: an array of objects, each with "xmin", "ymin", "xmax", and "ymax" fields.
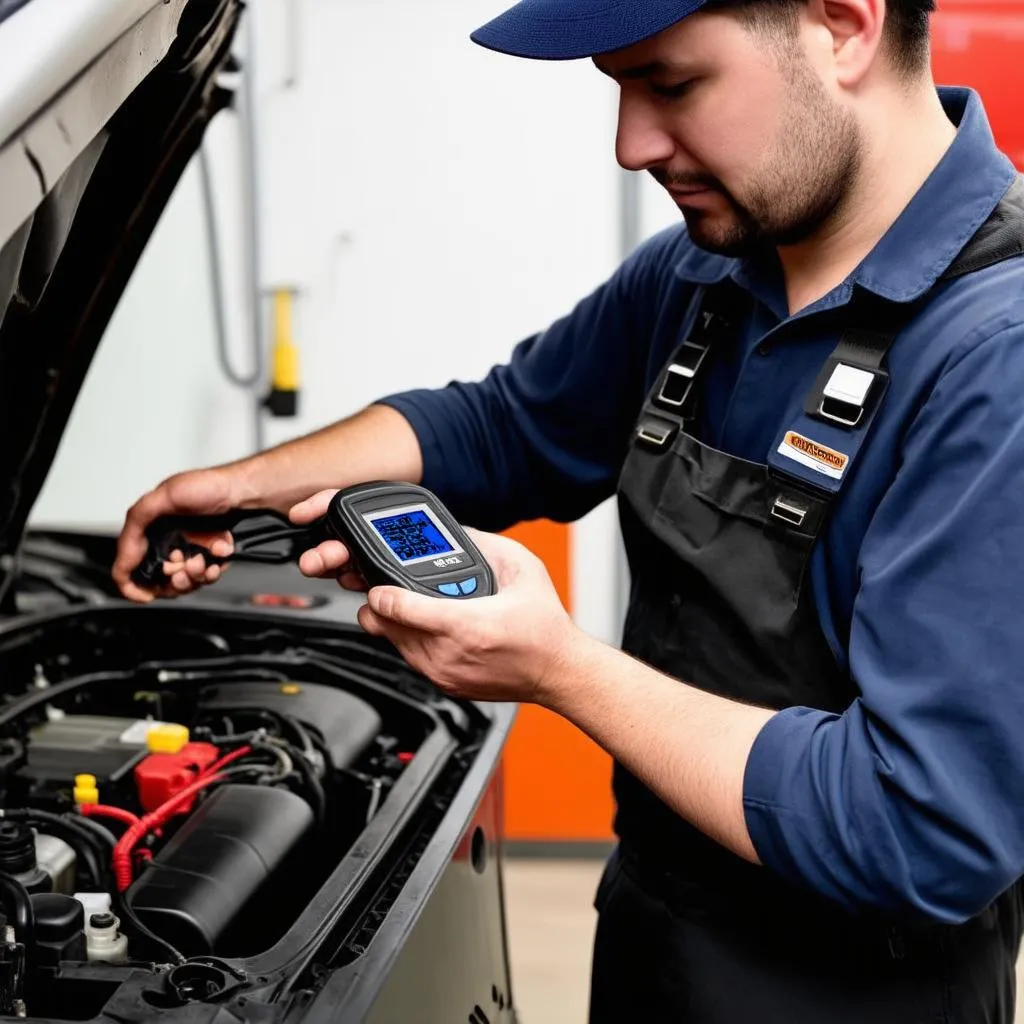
[{"xmin": 127, "ymin": 784, "xmax": 313, "ymax": 956}]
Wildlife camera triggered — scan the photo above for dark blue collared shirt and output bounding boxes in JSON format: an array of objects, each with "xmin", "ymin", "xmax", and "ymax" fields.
[{"xmin": 381, "ymin": 87, "xmax": 1024, "ymax": 925}]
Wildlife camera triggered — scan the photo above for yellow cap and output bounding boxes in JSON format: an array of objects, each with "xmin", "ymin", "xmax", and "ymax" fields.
[
  {"xmin": 146, "ymin": 724, "xmax": 190, "ymax": 754},
  {"xmin": 73, "ymin": 774, "xmax": 99, "ymax": 805},
  {"xmin": 280, "ymin": 683, "xmax": 302, "ymax": 696}
]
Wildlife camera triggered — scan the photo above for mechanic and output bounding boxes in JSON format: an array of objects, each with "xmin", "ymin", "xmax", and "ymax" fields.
[{"xmin": 114, "ymin": 0, "xmax": 1024, "ymax": 1019}]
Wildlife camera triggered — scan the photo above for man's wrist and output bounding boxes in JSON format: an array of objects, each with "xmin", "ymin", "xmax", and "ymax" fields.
[
  {"xmin": 225, "ymin": 456, "xmax": 271, "ymax": 510},
  {"xmin": 534, "ymin": 626, "xmax": 604, "ymax": 712}
]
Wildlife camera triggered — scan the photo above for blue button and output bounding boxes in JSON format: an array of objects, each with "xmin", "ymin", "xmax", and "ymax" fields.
[
  {"xmin": 438, "ymin": 583, "xmax": 461, "ymax": 597},
  {"xmin": 459, "ymin": 577, "xmax": 478, "ymax": 596}
]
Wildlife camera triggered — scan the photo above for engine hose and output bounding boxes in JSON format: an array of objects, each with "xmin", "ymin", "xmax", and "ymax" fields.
[
  {"xmin": 0, "ymin": 872, "xmax": 34, "ymax": 955},
  {"xmin": 66, "ymin": 813, "xmax": 117, "ymax": 853},
  {"xmin": 305, "ymin": 729, "xmax": 333, "ymax": 781},
  {"xmin": 199, "ymin": 745, "xmax": 255, "ymax": 779},
  {"xmin": 278, "ymin": 712, "xmax": 316, "ymax": 762},
  {"xmin": 286, "ymin": 743, "xmax": 326, "ymax": 826}
]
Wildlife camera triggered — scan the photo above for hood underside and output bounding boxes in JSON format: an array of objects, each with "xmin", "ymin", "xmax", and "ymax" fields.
[{"xmin": 0, "ymin": 0, "xmax": 242, "ymax": 603}]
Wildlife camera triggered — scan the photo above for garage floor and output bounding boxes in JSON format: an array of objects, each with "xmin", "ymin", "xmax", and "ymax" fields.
[{"xmin": 503, "ymin": 858, "xmax": 1024, "ymax": 1024}]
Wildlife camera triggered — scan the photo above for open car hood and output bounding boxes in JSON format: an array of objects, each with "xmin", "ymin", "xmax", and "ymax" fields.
[{"xmin": 0, "ymin": 0, "xmax": 242, "ymax": 603}]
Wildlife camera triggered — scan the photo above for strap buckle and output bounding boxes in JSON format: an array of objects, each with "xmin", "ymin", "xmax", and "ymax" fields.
[
  {"xmin": 769, "ymin": 495, "xmax": 809, "ymax": 528},
  {"xmin": 817, "ymin": 364, "xmax": 877, "ymax": 428},
  {"xmin": 656, "ymin": 341, "xmax": 710, "ymax": 409},
  {"xmin": 635, "ymin": 415, "xmax": 679, "ymax": 451}
]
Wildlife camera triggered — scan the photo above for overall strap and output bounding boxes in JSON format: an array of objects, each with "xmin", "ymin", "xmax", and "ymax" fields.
[
  {"xmin": 631, "ymin": 279, "xmax": 741, "ymax": 452},
  {"xmin": 767, "ymin": 173, "xmax": 1024, "ymax": 511},
  {"xmin": 943, "ymin": 174, "xmax": 1024, "ymax": 281}
]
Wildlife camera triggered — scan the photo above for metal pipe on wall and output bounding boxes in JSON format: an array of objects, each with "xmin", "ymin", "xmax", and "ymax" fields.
[{"xmin": 238, "ymin": 9, "xmax": 267, "ymax": 453}]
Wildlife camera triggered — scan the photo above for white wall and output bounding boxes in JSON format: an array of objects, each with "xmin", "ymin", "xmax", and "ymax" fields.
[{"xmin": 31, "ymin": 0, "xmax": 682, "ymax": 643}]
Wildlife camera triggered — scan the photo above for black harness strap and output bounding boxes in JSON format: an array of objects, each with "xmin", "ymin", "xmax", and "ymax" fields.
[{"xmin": 805, "ymin": 173, "xmax": 1024, "ymax": 430}]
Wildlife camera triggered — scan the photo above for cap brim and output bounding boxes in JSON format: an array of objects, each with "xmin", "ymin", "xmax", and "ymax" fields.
[{"xmin": 470, "ymin": 0, "xmax": 707, "ymax": 61}]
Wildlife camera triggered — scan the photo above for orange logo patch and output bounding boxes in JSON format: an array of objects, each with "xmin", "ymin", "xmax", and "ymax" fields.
[{"xmin": 778, "ymin": 431, "xmax": 849, "ymax": 480}]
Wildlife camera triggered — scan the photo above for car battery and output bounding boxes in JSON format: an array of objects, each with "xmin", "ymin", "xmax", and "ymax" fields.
[{"xmin": 134, "ymin": 735, "xmax": 220, "ymax": 813}]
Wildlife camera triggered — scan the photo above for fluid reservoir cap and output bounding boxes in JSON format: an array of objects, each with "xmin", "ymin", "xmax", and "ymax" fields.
[
  {"xmin": 0, "ymin": 821, "xmax": 35, "ymax": 873},
  {"xmin": 73, "ymin": 774, "xmax": 99, "ymax": 805},
  {"xmin": 146, "ymin": 724, "xmax": 189, "ymax": 754},
  {"xmin": 74, "ymin": 892, "xmax": 112, "ymax": 919},
  {"xmin": 32, "ymin": 894, "xmax": 84, "ymax": 942}
]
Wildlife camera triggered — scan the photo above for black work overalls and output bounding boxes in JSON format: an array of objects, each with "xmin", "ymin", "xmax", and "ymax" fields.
[{"xmin": 590, "ymin": 177, "xmax": 1024, "ymax": 1024}]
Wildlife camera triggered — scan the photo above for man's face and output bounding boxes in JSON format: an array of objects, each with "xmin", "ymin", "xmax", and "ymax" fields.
[{"xmin": 595, "ymin": 10, "xmax": 863, "ymax": 257}]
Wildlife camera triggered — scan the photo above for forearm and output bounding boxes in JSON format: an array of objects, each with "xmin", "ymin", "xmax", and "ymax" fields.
[
  {"xmin": 544, "ymin": 634, "xmax": 775, "ymax": 862},
  {"xmin": 228, "ymin": 404, "xmax": 423, "ymax": 512}
]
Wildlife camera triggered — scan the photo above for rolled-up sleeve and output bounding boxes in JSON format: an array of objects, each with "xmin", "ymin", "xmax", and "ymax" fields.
[
  {"xmin": 378, "ymin": 230, "xmax": 688, "ymax": 531},
  {"xmin": 744, "ymin": 321, "xmax": 1024, "ymax": 924}
]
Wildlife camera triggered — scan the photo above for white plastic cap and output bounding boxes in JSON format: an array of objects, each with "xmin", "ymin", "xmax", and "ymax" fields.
[{"xmin": 73, "ymin": 892, "xmax": 112, "ymax": 918}]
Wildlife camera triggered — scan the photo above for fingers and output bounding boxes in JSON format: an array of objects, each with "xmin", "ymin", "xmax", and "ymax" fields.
[
  {"xmin": 155, "ymin": 550, "xmax": 212, "ymax": 595},
  {"xmin": 365, "ymin": 586, "xmax": 456, "ymax": 634},
  {"xmin": 112, "ymin": 489, "xmax": 176, "ymax": 591},
  {"xmin": 465, "ymin": 527, "xmax": 529, "ymax": 564},
  {"xmin": 118, "ymin": 580, "xmax": 157, "ymax": 604},
  {"xmin": 113, "ymin": 477, "xmax": 237, "ymax": 602},
  {"xmin": 462, "ymin": 527, "xmax": 537, "ymax": 589},
  {"xmin": 298, "ymin": 539, "xmax": 352, "ymax": 578},
  {"xmin": 338, "ymin": 571, "xmax": 368, "ymax": 593},
  {"xmin": 357, "ymin": 603, "xmax": 387, "ymax": 636},
  {"xmin": 289, "ymin": 488, "xmax": 339, "ymax": 525},
  {"xmin": 187, "ymin": 531, "xmax": 234, "ymax": 560}
]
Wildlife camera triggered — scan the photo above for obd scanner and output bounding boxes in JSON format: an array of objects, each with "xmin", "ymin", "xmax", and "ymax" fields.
[{"xmin": 132, "ymin": 482, "xmax": 496, "ymax": 600}]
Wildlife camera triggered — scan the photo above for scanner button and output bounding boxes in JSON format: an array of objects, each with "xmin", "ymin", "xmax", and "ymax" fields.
[
  {"xmin": 458, "ymin": 577, "xmax": 479, "ymax": 596},
  {"xmin": 438, "ymin": 583, "xmax": 461, "ymax": 597}
]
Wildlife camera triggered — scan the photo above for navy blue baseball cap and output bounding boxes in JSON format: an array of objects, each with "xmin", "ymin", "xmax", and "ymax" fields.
[{"xmin": 471, "ymin": 0, "xmax": 710, "ymax": 61}]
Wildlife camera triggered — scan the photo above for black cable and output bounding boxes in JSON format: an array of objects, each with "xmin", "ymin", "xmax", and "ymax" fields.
[
  {"xmin": 1, "ymin": 811, "xmax": 109, "ymax": 890},
  {"xmin": 192, "ymin": 726, "xmax": 263, "ymax": 747},
  {"xmin": 223, "ymin": 707, "xmax": 306, "ymax": 748},
  {"xmin": 0, "ymin": 670, "xmax": 136, "ymax": 731},
  {"xmin": 68, "ymin": 813, "xmax": 117, "ymax": 852},
  {"xmin": 285, "ymin": 742, "xmax": 326, "ymax": 826},
  {"xmin": 114, "ymin": 891, "xmax": 185, "ymax": 966},
  {"xmin": 0, "ymin": 872, "xmax": 34, "ymax": 955}
]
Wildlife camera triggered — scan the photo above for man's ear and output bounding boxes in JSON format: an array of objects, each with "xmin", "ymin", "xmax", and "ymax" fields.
[{"xmin": 805, "ymin": 0, "xmax": 885, "ymax": 88}]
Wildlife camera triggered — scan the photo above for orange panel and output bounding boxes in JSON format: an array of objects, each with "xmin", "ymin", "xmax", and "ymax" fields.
[{"xmin": 500, "ymin": 519, "xmax": 616, "ymax": 842}]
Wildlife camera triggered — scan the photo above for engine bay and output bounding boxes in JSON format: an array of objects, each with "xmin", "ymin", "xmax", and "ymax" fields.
[{"xmin": 0, "ymin": 602, "xmax": 489, "ymax": 1020}]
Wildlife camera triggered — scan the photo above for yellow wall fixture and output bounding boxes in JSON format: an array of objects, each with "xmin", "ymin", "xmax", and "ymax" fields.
[{"xmin": 265, "ymin": 287, "xmax": 301, "ymax": 417}]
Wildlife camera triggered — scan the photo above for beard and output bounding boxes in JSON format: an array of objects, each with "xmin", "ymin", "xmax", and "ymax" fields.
[{"xmin": 652, "ymin": 54, "xmax": 863, "ymax": 258}]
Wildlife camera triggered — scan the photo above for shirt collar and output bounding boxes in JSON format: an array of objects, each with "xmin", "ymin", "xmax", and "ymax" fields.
[
  {"xmin": 852, "ymin": 87, "xmax": 1017, "ymax": 303},
  {"xmin": 672, "ymin": 87, "xmax": 1017, "ymax": 312}
]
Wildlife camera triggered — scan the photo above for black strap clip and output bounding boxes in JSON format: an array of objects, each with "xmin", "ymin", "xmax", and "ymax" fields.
[
  {"xmin": 635, "ymin": 415, "xmax": 680, "ymax": 451},
  {"xmin": 655, "ymin": 340, "xmax": 711, "ymax": 411},
  {"xmin": 764, "ymin": 471, "xmax": 832, "ymax": 540}
]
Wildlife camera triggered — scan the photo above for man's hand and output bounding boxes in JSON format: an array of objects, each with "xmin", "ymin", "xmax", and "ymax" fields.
[
  {"xmin": 113, "ymin": 468, "xmax": 246, "ymax": 603},
  {"xmin": 289, "ymin": 488, "xmax": 368, "ymax": 592},
  {"xmin": 356, "ymin": 529, "xmax": 579, "ymax": 704}
]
